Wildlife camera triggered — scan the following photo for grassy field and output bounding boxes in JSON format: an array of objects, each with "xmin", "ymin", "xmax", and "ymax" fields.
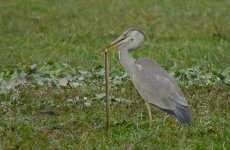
[{"xmin": 0, "ymin": 0, "xmax": 230, "ymax": 149}]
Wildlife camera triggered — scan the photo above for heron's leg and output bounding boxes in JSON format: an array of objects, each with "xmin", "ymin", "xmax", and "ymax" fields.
[{"xmin": 144, "ymin": 101, "xmax": 152, "ymax": 127}]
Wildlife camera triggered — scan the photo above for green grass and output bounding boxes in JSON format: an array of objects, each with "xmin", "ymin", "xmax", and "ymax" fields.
[{"xmin": 0, "ymin": 0, "xmax": 230, "ymax": 149}]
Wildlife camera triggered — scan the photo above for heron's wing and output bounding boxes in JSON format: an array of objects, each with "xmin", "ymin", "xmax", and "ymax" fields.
[{"xmin": 133, "ymin": 57, "xmax": 188, "ymax": 110}]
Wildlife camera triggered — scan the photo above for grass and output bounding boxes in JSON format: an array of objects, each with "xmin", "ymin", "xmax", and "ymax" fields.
[{"xmin": 0, "ymin": 0, "xmax": 230, "ymax": 149}]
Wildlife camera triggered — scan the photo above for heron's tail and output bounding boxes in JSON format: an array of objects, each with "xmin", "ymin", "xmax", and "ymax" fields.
[{"xmin": 174, "ymin": 105, "xmax": 194, "ymax": 124}]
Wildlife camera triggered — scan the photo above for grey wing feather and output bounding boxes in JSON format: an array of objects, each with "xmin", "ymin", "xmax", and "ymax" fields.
[{"xmin": 132, "ymin": 57, "xmax": 188, "ymax": 110}]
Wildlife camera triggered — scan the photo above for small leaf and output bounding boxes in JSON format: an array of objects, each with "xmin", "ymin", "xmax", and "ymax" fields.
[
  {"xmin": 69, "ymin": 82, "xmax": 80, "ymax": 88},
  {"xmin": 67, "ymin": 98, "xmax": 74, "ymax": 103},
  {"xmin": 11, "ymin": 93, "xmax": 20, "ymax": 101},
  {"xmin": 58, "ymin": 78, "xmax": 68, "ymax": 86},
  {"xmin": 78, "ymin": 76, "xmax": 85, "ymax": 81},
  {"xmin": 95, "ymin": 93, "xmax": 106, "ymax": 99},
  {"xmin": 84, "ymin": 101, "xmax": 91, "ymax": 107},
  {"xmin": 112, "ymin": 97, "xmax": 131, "ymax": 103},
  {"xmin": 31, "ymin": 64, "xmax": 37, "ymax": 69}
]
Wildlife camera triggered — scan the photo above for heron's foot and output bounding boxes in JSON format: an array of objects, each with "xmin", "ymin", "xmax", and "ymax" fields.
[{"xmin": 144, "ymin": 101, "xmax": 152, "ymax": 128}]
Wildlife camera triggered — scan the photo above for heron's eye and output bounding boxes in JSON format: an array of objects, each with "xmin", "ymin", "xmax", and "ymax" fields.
[{"xmin": 124, "ymin": 33, "xmax": 128, "ymax": 38}]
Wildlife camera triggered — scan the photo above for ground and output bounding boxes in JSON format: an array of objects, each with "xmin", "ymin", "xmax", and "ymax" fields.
[{"xmin": 0, "ymin": 0, "xmax": 229, "ymax": 149}]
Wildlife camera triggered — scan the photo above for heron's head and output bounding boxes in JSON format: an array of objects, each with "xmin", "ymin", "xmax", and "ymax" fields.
[{"xmin": 103, "ymin": 28, "xmax": 146, "ymax": 52}]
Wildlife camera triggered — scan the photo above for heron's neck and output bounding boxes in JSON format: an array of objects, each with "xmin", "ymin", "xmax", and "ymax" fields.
[{"xmin": 119, "ymin": 47, "xmax": 135, "ymax": 76}]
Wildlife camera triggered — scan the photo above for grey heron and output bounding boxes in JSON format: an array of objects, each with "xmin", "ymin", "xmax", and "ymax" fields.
[{"xmin": 103, "ymin": 28, "xmax": 194, "ymax": 125}]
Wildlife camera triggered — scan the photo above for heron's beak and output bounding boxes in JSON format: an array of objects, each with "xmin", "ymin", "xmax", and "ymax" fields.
[{"xmin": 102, "ymin": 36, "xmax": 128, "ymax": 52}]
